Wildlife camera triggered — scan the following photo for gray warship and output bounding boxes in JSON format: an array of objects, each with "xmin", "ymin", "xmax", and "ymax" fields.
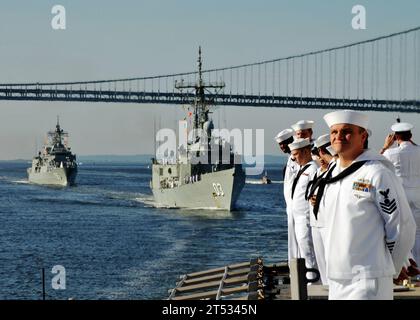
[
  {"xmin": 27, "ymin": 118, "xmax": 77, "ymax": 186},
  {"xmin": 150, "ymin": 48, "xmax": 246, "ymax": 211}
]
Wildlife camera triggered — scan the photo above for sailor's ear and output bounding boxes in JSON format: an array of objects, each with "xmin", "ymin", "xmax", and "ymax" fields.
[{"xmin": 360, "ymin": 128, "xmax": 368, "ymax": 141}]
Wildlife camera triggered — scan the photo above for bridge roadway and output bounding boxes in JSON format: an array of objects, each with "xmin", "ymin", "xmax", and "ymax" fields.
[{"xmin": 0, "ymin": 87, "xmax": 419, "ymax": 113}]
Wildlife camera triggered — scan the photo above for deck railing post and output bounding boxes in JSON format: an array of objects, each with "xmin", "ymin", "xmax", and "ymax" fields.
[{"xmin": 290, "ymin": 258, "xmax": 320, "ymax": 300}]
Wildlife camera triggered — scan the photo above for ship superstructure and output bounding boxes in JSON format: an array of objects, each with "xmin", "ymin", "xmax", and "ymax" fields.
[
  {"xmin": 150, "ymin": 48, "xmax": 245, "ymax": 210},
  {"xmin": 27, "ymin": 118, "xmax": 77, "ymax": 186}
]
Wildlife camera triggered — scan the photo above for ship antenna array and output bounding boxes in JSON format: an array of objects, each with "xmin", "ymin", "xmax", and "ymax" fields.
[{"xmin": 174, "ymin": 47, "xmax": 225, "ymax": 130}]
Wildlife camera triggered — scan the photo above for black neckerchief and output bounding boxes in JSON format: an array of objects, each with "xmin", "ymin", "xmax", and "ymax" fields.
[
  {"xmin": 306, "ymin": 162, "xmax": 336, "ymax": 201},
  {"xmin": 291, "ymin": 163, "xmax": 311, "ymax": 200},
  {"xmin": 305, "ymin": 170, "xmax": 330, "ymax": 201},
  {"xmin": 312, "ymin": 160, "xmax": 368, "ymax": 219},
  {"xmin": 305, "ymin": 171, "xmax": 318, "ymax": 201}
]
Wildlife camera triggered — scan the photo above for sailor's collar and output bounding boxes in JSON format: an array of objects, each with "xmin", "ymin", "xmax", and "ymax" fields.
[
  {"xmin": 337, "ymin": 149, "xmax": 395, "ymax": 171},
  {"xmin": 399, "ymin": 141, "xmax": 411, "ymax": 147}
]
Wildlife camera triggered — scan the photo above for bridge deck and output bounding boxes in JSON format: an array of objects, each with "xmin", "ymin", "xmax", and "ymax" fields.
[{"xmin": 0, "ymin": 88, "xmax": 419, "ymax": 113}]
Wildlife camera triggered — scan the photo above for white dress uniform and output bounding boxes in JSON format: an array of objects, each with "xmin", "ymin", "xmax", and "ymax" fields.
[
  {"xmin": 284, "ymin": 155, "xmax": 298, "ymax": 204},
  {"xmin": 309, "ymin": 167, "xmax": 326, "ymax": 284},
  {"xmin": 275, "ymin": 128, "xmax": 299, "ymax": 263},
  {"xmin": 309, "ymin": 166, "xmax": 330, "ymax": 285},
  {"xmin": 284, "ymin": 155, "xmax": 299, "ymax": 262},
  {"xmin": 319, "ymin": 150, "xmax": 416, "ymax": 300},
  {"xmin": 290, "ymin": 160, "xmax": 318, "ymax": 271},
  {"xmin": 383, "ymin": 140, "xmax": 420, "ymax": 264},
  {"xmin": 287, "ymin": 138, "xmax": 318, "ymax": 273},
  {"xmin": 318, "ymin": 110, "xmax": 416, "ymax": 300},
  {"xmin": 308, "ymin": 134, "xmax": 337, "ymax": 285}
]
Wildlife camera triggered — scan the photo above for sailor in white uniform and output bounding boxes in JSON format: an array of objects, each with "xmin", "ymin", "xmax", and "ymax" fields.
[
  {"xmin": 287, "ymin": 138, "xmax": 318, "ymax": 273},
  {"xmin": 306, "ymin": 134, "xmax": 337, "ymax": 285},
  {"xmin": 275, "ymin": 129, "xmax": 298, "ymax": 262},
  {"xmin": 291, "ymin": 120, "xmax": 315, "ymax": 141},
  {"xmin": 275, "ymin": 129, "xmax": 297, "ymax": 197},
  {"xmin": 317, "ymin": 110, "xmax": 416, "ymax": 300},
  {"xmin": 381, "ymin": 122, "xmax": 420, "ymax": 266},
  {"xmin": 291, "ymin": 120, "xmax": 318, "ymax": 164}
]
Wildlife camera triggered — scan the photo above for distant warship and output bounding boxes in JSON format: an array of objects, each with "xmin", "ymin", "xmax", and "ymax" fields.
[
  {"xmin": 150, "ymin": 48, "xmax": 246, "ymax": 211},
  {"xmin": 27, "ymin": 118, "xmax": 77, "ymax": 186}
]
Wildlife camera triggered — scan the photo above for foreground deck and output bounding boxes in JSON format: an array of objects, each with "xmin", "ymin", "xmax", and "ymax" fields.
[{"xmin": 168, "ymin": 257, "xmax": 420, "ymax": 300}]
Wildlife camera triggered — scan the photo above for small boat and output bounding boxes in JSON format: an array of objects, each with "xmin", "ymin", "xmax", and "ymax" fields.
[{"xmin": 261, "ymin": 171, "xmax": 271, "ymax": 184}]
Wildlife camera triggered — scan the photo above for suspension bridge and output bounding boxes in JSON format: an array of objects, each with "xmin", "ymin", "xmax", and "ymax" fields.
[{"xmin": 1, "ymin": 26, "xmax": 419, "ymax": 113}]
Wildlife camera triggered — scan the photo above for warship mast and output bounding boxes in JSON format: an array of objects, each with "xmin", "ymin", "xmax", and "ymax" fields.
[
  {"xmin": 48, "ymin": 115, "xmax": 68, "ymax": 151},
  {"xmin": 175, "ymin": 47, "xmax": 225, "ymax": 128},
  {"xmin": 175, "ymin": 47, "xmax": 225, "ymax": 161}
]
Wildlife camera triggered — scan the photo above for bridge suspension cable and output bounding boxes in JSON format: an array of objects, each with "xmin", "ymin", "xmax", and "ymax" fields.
[{"xmin": 0, "ymin": 26, "xmax": 419, "ymax": 113}]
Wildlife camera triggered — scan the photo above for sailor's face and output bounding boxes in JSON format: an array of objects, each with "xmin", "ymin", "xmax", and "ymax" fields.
[
  {"xmin": 279, "ymin": 142, "xmax": 289, "ymax": 154},
  {"xmin": 291, "ymin": 149, "xmax": 308, "ymax": 166},
  {"xmin": 314, "ymin": 155, "xmax": 328, "ymax": 170},
  {"xmin": 295, "ymin": 129, "xmax": 312, "ymax": 139},
  {"xmin": 318, "ymin": 148, "xmax": 331, "ymax": 165},
  {"xmin": 330, "ymin": 124, "xmax": 366, "ymax": 155},
  {"xmin": 291, "ymin": 150, "xmax": 300, "ymax": 164}
]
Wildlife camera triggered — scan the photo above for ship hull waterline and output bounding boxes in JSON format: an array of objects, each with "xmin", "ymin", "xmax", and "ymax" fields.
[
  {"xmin": 27, "ymin": 167, "xmax": 77, "ymax": 187},
  {"xmin": 151, "ymin": 167, "xmax": 245, "ymax": 211}
]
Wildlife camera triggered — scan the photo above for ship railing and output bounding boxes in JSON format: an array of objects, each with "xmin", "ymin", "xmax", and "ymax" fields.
[{"xmin": 155, "ymin": 157, "xmax": 177, "ymax": 165}]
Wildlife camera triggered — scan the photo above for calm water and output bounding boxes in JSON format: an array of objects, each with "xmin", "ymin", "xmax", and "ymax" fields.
[{"xmin": 0, "ymin": 160, "xmax": 288, "ymax": 300}]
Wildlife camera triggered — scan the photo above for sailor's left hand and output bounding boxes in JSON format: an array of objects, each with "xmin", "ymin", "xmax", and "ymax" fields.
[
  {"xmin": 407, "ymin": 258, "xmax": 420, "ymax": 277},
  {"xmin": 309, "ymin": 195, "xmax": 316, "ymax": 207},
  {"xmin": 394, "ymin": 266, "xmax": 410, "ymax": 285}
]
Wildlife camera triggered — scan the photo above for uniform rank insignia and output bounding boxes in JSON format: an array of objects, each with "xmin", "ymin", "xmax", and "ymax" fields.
[{"xmin": 379, "ymin": 189, "xmax": 397, "ymax": 215}]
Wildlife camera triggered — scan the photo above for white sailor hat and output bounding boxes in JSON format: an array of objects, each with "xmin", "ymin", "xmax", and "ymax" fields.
[
  {"xmin": 289, "ymin": 138, "xmax": 311, "ymax": 151},
  {"xmin": 314, "ymin": 134, "xmax": 337, "ymax": 156},
  {"xmin": 291, "ymin": 120, "xmax": 314, "ymax": 131},
  {"xmin": 314, "ymin": 134, "xmax": 330, "ymax": 148},
  {"xmin": 325, "ymin": 145, "xmax": 337, "ymax": 156},
  {"xmin": 274, "ymin": 129, "xmax": 294, "ymax": 144},
  {"xmin": 391, "ymin": 122, "xmax": 413, "ymax": 132},
  {"xmin": 323, "ymin": 110, "xmax": 369, "ymax": 130}
]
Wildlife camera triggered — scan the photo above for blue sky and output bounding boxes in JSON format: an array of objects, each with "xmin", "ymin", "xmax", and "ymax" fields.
[{"xmin": 0, "ymin": 1, "xmax": 420, "ymax": 159}]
